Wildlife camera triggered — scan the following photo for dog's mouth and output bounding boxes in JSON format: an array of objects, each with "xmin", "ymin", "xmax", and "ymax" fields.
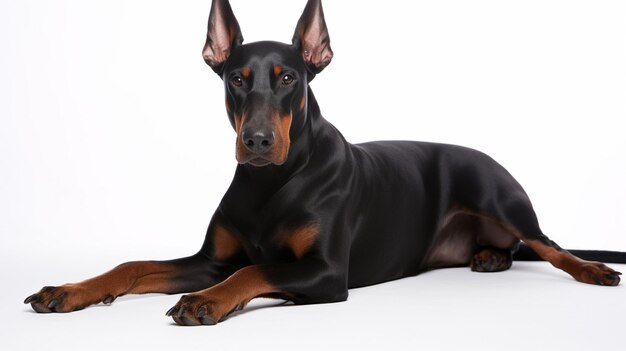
[
  {"xmin": 236, "ymin": 150, "xmax": 286, "ymax": 167},
  {"xmin": 246, "ymin": 157, "xmax": 272, "ymax": 167}
]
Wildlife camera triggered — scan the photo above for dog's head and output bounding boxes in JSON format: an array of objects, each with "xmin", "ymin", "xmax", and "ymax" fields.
[{"xmin": 202, "ymin": 0, "xmax": 332, "ymax": 167}]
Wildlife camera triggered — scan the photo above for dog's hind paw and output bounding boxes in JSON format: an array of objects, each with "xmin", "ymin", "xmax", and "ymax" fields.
[{"xmin": 573, "ymin": 261, "xmax": 621, "ymax": 286}]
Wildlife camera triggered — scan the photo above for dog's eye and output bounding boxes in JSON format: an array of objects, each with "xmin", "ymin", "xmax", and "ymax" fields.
[
  {"xmin": 281, "ymin": 74, "xmax": 295, "ymax": 86},
  {"xmin": 231, "ymin": 76, "xmax": 243, "ymax": 87}
]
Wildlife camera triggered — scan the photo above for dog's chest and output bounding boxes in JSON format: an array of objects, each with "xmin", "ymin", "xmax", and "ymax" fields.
[
  {"xmin": 224, "ymin": 208, "xmax": 312, "ymax": 264},
  {"xmin": 237, "ymin": 227, "xmax": 296, "ymax": 264}
]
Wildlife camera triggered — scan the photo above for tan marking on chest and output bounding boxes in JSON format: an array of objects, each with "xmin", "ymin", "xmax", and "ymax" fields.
[
  {"xmin": 278, "ymin": 223, "xmax": 319, "ymax": 259},
  {"xmin": 213, "ymin": 223, "xmax": 242, "ymax": 261}
]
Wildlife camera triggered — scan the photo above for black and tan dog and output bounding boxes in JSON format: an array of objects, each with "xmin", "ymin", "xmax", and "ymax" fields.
[{"xmin": 25, "ymin": 0, "xmax": 625, "ymax": 326}]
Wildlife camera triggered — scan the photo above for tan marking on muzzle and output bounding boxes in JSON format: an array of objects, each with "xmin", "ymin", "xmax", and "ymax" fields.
[
  {"xmin": 234, "ymin": 114, "xmax": 247, "ymax": 163},
  {"xmin": 233, "ymin": 112, "xmax": 292, "ymax": 165},
  {"xmin": 272, "ymin": 112, "xmax": 292, "ymax": 164}
]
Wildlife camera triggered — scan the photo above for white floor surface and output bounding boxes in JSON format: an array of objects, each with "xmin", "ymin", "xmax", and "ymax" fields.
[{"xmin": 4, "ymin": 256, "xmax": 624, "ymax": 351}]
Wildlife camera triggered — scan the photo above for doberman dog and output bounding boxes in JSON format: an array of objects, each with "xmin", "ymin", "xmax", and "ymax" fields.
[{"xmin": 25, "ymin": 0, "xmax": 624, "ymax": 326}]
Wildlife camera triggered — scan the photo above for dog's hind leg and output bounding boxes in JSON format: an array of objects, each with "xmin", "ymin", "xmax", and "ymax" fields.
[{"xmin": 451, "ymin": 153, "xmax": 621, "ymax": 286}]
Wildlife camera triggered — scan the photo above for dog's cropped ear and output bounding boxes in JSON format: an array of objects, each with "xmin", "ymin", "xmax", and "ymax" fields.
[
  {"xmin": 202, "ymin": 0, "xmax": 243, "ymax": 74},
  {"xmin": 292, "ymin": 0, "xmax": 333, "ymax": 74}
]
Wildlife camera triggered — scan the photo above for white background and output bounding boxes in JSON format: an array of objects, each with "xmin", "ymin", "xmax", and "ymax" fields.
[{"xmin": 1, "ymin": 0, "xmax": 625, "ymax": 350}]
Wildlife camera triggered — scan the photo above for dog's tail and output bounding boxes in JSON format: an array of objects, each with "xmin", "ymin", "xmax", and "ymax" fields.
[{"xmin": 513, "ymin": 243, "xmax": 626, "ymax": 263}]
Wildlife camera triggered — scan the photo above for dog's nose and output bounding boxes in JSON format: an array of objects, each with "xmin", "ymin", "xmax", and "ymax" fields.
[{"xmin": 242, "ymin": 128, "xmax": 275, "ymax": 154}]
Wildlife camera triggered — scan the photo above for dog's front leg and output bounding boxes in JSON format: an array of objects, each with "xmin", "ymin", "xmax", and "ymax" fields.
[
  {"xmin": 24, "ymin": 254, "xmax": 229, "ymax": 313},
  {"xmin": 167, "ymin": 259, "xmax": 348, "ymax": 326}
]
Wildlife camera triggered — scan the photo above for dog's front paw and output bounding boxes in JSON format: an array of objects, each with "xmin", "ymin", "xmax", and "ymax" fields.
[
  {"xmin": 24, "ymin": 284, "xmax": 115, "ymax": 313},
  {"xmin": 166, "ymin": 292, "xmax": 244, "ymax": 326}
]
